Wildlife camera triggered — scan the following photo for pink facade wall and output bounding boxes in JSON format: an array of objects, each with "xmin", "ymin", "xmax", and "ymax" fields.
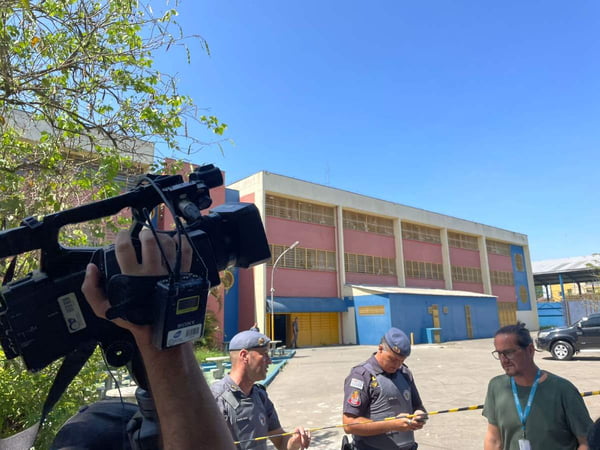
[
  {"xmin": 268, "ymin": 268, "xmax": 338, "ymax": 297},
  {"xmin": 402, "ymin": 240, "xmax": 443, "ymax": 263},
  {"xmin": 344, "ymin": 230, "xmax": 396, "ymax": 258},
  {"xmin": 488, "ymin": 254, "xmax": 513, "ymax": 271},
  {"xmin": 345, "ymin": 272, "xmax": 397, "ymax": 286},
  {"xmin": 405, "ymin": 278, "xmax": 445, "ymax": 289},
  {"xmin": 241, "ymin": 192, "xmax": 255, "ymax": 203},
  {"xmin": 238, "ymin": 267, "xmax": 256, "ymax": 329},
  {"xmin": 267, "ymin": 217, "xmax": 336, "ymax": 251},
  {"xmin": 492, "ymin": 285, "xmax": 517, "ymax": 303},
  {"xmin": 449, "ymin": 248, "xmax": 481, "ymax": 267},
  {"xmin": 453, "ymin": 282, "xmax": 485, "ymax": 293},
  {"xmin": 211, "ymin": 184, "xmax": 226, "ymax": 206}
]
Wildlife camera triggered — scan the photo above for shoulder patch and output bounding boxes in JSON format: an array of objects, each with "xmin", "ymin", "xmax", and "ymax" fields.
[
  {"xmin": 350, "ymin": 378, "xmax": 364, "ymax": 390},
  {"xmin": 347, "ymin": 390, "xmax": 361, "ymax": 407}
]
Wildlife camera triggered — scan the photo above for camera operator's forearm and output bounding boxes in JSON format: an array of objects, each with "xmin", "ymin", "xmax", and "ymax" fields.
[{"xmin": 137, "ymin": 341, "xmax": 236, "ymax": 450}]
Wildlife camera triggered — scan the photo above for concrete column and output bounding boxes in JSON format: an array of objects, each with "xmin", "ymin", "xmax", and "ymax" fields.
[
  {"xmin": 441, "ymin": 228, "xmax": 452, "ymax": 290},
  {"xmin": 519, "ymin": 244, "xmax": 539, "ymax": 329},
  {"xmin": 336, "ymin": 206, "xmax": 346, "ymax": 297},
  {"xmin": 254, "ymin": 173, "xmax": 268, "ymax": 332},
  {"xmin": 395, "ymin": 220, "xmax": 406, "ymax": 287},
  {"xmin": 479, "ymin": 236, "xmax": 492, "ymax": 295}
]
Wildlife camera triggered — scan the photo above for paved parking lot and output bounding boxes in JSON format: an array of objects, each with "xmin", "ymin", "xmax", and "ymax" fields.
[{"xmin": 267, "ymin": 338, "xmax": 600, "ymax": 449}]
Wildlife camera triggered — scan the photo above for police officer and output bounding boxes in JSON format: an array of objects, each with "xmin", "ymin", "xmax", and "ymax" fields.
[
  {"xmin": 342, "ymin": 327, "xmax": 427, "ymax": 450},
  {"xmin": 211, "ymin": 329, "xmax": 311, "ymax": 450}
]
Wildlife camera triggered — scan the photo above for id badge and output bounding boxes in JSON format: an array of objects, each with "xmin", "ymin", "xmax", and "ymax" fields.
[{"xmin": 518, "ymin": 439, "xmax": 531, "ymax": 450}]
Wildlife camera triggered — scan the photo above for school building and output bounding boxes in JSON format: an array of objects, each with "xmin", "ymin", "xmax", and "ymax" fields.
[{"xmin": 221, "ymin": 171, "xmax": 537, "ymax": 348}]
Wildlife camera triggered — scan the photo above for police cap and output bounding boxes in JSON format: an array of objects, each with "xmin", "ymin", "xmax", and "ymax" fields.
[
  {"xmin": 383, "ymin": 327, "xmax": 411, "ymax": 357},
  {"xmin": 229, "ymin": 330, "xmax": 271, "ymax": 351}
]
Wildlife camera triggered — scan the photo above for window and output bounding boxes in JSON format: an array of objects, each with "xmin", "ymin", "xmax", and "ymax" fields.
[
  {"xmin": 266, "ymin": 195, "xmax": 335, "ymax": 226},
  {"xmin": 490, "ymin": 270, "xmax": 514, "ymax": 286},
  {"xmin": 404, "ymin": 260, "xmax": 444, "ymax": 280},
  {"xmin": 514, "ymin": 253, "xmax": 525, "ymax": 271},
  {"xmin": 358, "ymin": 305, "xmax": 385, "ymax": 316},
  {"xmin": 344, "ymin": 252, "xmax": 396, "ymax": 275},
  {"xmin": 448, "ymin": 232, "xmax": 479, "ymax": 251},
  {"xmin": 343, "ymin": 211, "xmax": 394, "ymax": 236},
  {"xmin": 486, "ymin": 240, "xmax": 511, "ymax": 256},
  {"xmin": 401, "ymin": 223, "xmax": 441, "ymax": 244},
  {"xmin": 269, "ymin": 244, "xmax": 336, "ymax": 271},
  {"xmin": 451, "ymin": 265, "xmax": 482, "ymax": 283},
  {"xmin": 519, "ymin": 286, "xmax": 528, "ymax": 303},
  {"xmin": 582, "ymin": 316, "xmax": 600, "ymax": 328}
]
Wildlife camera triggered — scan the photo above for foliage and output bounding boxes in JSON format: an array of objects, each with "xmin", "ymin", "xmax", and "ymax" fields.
[
  {"xmin": 0, "ymin": 0, "xmax": 227, "ymax": 442},
  {"xmin": 0, "ymin": 347, "xmax": 109, "ymax": 449},
  {"xmin": 0, "ymin": 0, "xmax": 228, "ymax": 270},
  {"xmin": 196, "ymin": 309, "xmax": 221, "ymax": 350}
]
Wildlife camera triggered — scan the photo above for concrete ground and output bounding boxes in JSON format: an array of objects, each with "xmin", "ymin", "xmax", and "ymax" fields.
[{"xmin": 266, "ymin": 339, "xmax": 600, "ymax": 450}]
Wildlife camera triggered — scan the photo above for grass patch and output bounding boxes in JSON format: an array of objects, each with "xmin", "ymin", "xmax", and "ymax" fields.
[{"xmin": 194, "ymin": 347, "xmax": 227, "ymax": 362}]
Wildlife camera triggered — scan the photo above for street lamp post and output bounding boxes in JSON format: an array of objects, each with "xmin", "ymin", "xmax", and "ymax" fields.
[{"xmin": 269, "ymin": 240, "xmax": 299, "ymax": 340}]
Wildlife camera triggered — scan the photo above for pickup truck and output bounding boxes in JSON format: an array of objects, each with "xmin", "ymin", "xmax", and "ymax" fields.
[{"xmin": 536, "ymin": 312, "xmax": 600, "ymax": 360}]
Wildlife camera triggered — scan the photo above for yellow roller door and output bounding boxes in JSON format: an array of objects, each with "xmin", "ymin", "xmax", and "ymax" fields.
[{"xmin": 295, "ymin": 312, "xmax": 339, "ymax": 347}]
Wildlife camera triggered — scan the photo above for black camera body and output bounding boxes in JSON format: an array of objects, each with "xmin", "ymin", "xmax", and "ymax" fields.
[{"xmin": 0, "ymin": 164, "xmax": 271, "ymax": 373}]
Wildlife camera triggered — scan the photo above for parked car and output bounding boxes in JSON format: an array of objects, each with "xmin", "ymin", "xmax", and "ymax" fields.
[{"xmin": 536, "ymin": 313, "xmax": 600, "ymax": 360}]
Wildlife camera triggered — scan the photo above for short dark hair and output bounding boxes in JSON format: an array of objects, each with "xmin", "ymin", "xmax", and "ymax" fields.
[{"xmin": 495, "ymin": 322, "xmax": 533, "ymax": 348}]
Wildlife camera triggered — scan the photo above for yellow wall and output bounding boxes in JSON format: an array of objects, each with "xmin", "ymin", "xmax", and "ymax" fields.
[{"xmin": 547, "ymin": 283, "xmax": 600, "ymax": 300}]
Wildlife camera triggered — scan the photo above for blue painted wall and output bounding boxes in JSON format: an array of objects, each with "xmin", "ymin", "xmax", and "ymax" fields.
[
  {"xmin": 388, "ymin": 294, "xmax": 433, "ymax": 343},
  {"xmin": 353, "ymin": 292, "xmax": 499, "ymax": 345},
  {"xmin": 352, "ymin": 294, "xmax": 392, "ymax": 344},
  {"xmin": 536, "ymin": 301, "xmax": 600, "ymax": 328},
  {"xmin": 511, "ymin": 245, "xmax": 531, "ymax": 311}
]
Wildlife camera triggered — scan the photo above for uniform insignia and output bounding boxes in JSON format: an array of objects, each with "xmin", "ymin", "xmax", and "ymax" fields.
[
  {"xmin": 403, "ymin": 389, "xmax": 411, "ymax": 401},
  {"xmin": 393, "ymin": 345, "xmax": 399, "ymax": 353},
  {"xmin": 369, "ymin": 375, "xmax": 379, "ymax": 388},
  {"xmin": 348, "ymin": 390, "xmax": 361, "ymax": 407},
  {"xmin": 350, "ymin": 378, "xmax": 364, "ymax": 390},
  {"xmin": 258, "ymin": 337, "xmax": 265, "ymax": 345}
]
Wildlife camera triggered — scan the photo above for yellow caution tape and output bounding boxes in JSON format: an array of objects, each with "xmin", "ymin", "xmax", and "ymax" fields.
[{"xmin": 233, "ymin": 390, "xmax": 600, "ymax": 446}]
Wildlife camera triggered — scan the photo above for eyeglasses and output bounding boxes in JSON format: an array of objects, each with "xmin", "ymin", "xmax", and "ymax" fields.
[{"xmin": 491, "ymin": 348, "xmax": 522, "ymax": 360}]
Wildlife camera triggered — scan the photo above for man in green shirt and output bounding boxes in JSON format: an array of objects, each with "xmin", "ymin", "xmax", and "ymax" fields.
[{"xmin": 483, "ymin": 323, "xmax": 592, "ymax": 450}]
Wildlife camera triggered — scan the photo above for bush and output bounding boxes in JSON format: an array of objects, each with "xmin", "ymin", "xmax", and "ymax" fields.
[
  {"xmin": 0, "ymin": 347, "xmax": 108, "ymax": 449},
  {"xmin": 196, "ymin": 310, "xmax": 221, "ymax": 350}
]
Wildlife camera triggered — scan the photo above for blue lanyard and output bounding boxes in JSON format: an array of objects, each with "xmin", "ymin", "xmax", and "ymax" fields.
[{"xmin": 511, "ymin": 369, "xmax": 542, "ymax": 434}]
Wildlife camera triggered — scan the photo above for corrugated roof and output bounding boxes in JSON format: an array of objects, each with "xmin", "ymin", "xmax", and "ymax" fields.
[
  {"xmin": 532, "ymin": 254, "xmax": 600, "ymax": 285},
  {"xmin": 532, "ymin": 255, "xmax": 600, "ymax": 274},
  {"xmin": 347, "ymin": 284, "xmax": 496, "ymax": 298}
]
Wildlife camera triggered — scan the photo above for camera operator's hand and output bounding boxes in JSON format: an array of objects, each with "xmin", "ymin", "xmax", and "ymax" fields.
[
  {"xmin": 81, "ymin": 229, "xmax": 236, "ymax": 450},
  {"xmin": 82, "ymin": 229, "xmax": 192, "ymax": 346}
]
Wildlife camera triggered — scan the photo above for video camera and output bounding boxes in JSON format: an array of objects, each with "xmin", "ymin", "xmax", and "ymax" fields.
[{"xmin": 0, "ymin": 164, "xmax": 271, "ymax": 374}]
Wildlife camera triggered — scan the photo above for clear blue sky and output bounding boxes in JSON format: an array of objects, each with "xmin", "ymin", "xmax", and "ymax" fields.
[{"xmin": 154, "ymin": 1, "xmax": 600, "ymax": 262}]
